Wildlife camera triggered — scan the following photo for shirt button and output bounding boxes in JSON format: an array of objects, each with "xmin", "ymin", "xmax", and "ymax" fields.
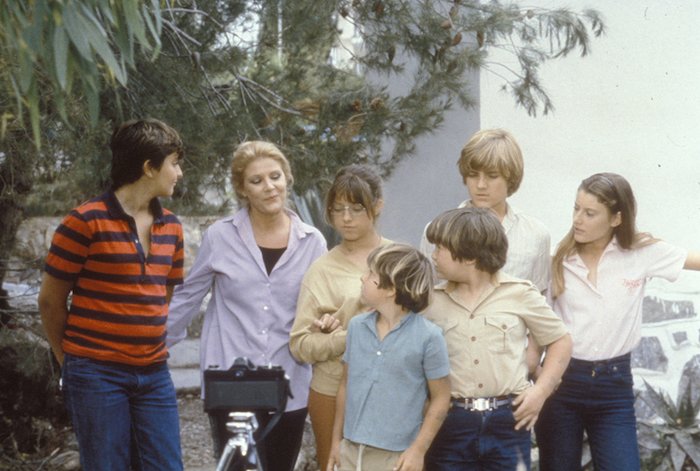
[
  {"xmin": 474, "ymin": 359, "xmax": 479, "ymax": 365},
  {"xmin": 478, "ymin": 383, "xmax": 483, "ymax": 388},
  {"xmin": 376, "ymin": 351, "xmax": 382, "ymax": 356},
  {"xmin": 501, "ymin": 324, "xmax": 507, "ymax": 329},
  {"xmin": 469, "ymin": 314, "xmax": 475, "ymax": 319},
  {"xmin": 263, "ymin": 306, "xmax": 269, "ymax": 311},
  {"xmin": 471, "ymin": 336, "xmax": 476, "ymax": 342}
]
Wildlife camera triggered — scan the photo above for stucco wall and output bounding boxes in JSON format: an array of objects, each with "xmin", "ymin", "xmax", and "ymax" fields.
[{"xmin": 479, "ymin": 0, "xmax": 700, "ymax": 400}]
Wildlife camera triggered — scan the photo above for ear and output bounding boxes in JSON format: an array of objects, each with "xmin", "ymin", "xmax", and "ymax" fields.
[
  {"xmin": 611, "ymin": 211, "xmax": 622, "ymax": 228},
  {"xmin": 384, "ymin": 285, "xmax": 397, "ymax": 300},
  {"xmin": 373, "ymin": 198, "xmax": 385, "ymax": 217},
  {"xmin": 143, "ymin": 160, "xmax": 155, "ymax": 178}
]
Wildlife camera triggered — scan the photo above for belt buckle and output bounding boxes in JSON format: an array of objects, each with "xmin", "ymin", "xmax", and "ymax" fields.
[{"xmin": 470, "ymin": 398, "xmax": 492, "ymax": 411}]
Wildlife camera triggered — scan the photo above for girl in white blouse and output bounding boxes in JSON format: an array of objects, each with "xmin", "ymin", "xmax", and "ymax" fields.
[{"xmin": 535, "ymin": 172, "xmax": 700, "ymax": 470}]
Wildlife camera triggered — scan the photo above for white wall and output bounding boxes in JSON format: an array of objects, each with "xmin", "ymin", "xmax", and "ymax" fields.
[
  {"xmin": 480, "ymin": 0, "xmax": 700, "ymax": 252},
  {"xmin": 480, "ymin": 0, "xmax": 700, "ymax": 398}
]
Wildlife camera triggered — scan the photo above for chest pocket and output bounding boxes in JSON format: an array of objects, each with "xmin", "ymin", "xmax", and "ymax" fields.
[{"xmin": 484, "ymin": 316, "xmax": 521, "ymax": 353}]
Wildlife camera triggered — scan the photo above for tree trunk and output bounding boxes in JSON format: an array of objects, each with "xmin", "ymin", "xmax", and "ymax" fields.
[{"xmin": 0, "ymin": 136, "xmax": 37, "ymax": 326}]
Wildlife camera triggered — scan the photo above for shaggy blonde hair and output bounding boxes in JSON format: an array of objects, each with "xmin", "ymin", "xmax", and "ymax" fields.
[
  {"xmin": 367, "ymin": 243, "xmax": 434, "ymax": 313},
  {"xmin": 458, "ymin": 128, "xmax": 524, "ymax": 196}
]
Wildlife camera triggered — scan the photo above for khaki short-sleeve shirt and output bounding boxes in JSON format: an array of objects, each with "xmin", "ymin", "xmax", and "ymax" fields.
[{"xmin": 424, "ymin": 273, "xmax": 568, "ymax": 398}]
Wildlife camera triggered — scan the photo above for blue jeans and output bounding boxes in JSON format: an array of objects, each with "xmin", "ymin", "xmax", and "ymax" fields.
[
  {"xmin": 425, "ymin": 405, "xmax": 531, "ymax": 470},
  {"xmin": 535, "ymin": 354, "xmax": 639, "ymax": 471},
  {"xmin": 62, "ymin": 354, "xmax": 183, "ymax": 471}
]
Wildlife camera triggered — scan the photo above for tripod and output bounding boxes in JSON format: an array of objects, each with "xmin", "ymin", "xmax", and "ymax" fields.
[
  {"xmin": 215, "ymin": 412, "xmax": 262, "ymax": 471},
  {"xmin": 204, "ymin": 358, "xmax": 290, "ymax": 471}
]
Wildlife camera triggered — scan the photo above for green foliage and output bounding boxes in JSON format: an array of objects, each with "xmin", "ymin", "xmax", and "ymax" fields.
[
  {"xmin": 3, "ymin": 0, "xmax": 606, "ymax": 220},
  {"xmin": 0, "ymin": 0, "xmax": 162, "ymax": 145},
  {"xmin": 639, "ymin": 381, "xmax": 700, "ymax": 470}
]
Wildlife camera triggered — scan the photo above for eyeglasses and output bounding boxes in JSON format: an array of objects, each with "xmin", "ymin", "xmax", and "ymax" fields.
[{"xmin": 330, "ymin": 204, "xmax": 367, "ymax": 216}]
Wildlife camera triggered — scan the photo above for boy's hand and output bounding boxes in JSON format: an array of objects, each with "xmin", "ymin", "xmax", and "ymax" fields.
[
  {"xmin": 312, "ymin": 314, "xmax": 341, "ymax": 333},
  {"xmin": 512, "ymin": 383, "xmax": 548, "ymax": 431},
  {"xmin": 393, "ymin": 445, "xmax": 425, "ymax": 471},
  {"xmin": 326, "ymin": 439, "xmax": 341, "ymax": 471}
]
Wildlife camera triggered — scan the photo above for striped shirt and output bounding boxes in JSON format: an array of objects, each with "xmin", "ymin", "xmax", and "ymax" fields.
[{"xmin": 44, "ymin": 191, "xmax": 184, "ymax": 366}]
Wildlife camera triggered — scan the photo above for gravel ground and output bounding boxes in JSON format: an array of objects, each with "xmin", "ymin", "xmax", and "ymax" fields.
[
  {"xmin": 178, "ymin": 392, "xmax": 320, "ymax": 471},
  {"xmin": 0, "ymin": 392, "xmax": 316, "ymax": 471},
  {"xmin": 178, "ymin": 392, "xmax": 217, "ymax": 470}
]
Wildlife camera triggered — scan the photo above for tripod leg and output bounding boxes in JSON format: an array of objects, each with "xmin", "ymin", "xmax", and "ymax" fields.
[{"xmin": 216, "ymin": 441, "xmax": 237, "ymax": 471}]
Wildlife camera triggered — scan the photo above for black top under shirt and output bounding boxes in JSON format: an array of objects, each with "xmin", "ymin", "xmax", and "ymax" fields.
[{"xmin": 259, "ymin": 246, "xmax": 287, "ymax": 275}]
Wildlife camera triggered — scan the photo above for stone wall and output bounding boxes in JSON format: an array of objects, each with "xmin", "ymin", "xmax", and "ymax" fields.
[{"xmin": 6, "ymin": 216, "xmax": 215, "ymax": 285}]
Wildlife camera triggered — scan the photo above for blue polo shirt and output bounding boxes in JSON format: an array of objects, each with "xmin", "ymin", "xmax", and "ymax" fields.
[{"xmin": 342, "ymin": 311, "xmax": 449, "ymax": 451}]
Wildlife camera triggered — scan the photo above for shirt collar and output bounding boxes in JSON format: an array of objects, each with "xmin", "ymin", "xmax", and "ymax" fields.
[
  {"xmin": 361, "ymin": 310, "xmax": 416, "ymax": 334},
  {"xmin": 566, "ymin": 237, "xmax": 620, "ymax": 266},
  {"xmin": 231, "ymin": 207, "xmax": 317, "ymax": 239},
  {"xmin": 104, "ymin": 191, "xmax": 165, "ymax": 223},
  {"xmin": 460, "ymin": 199, "xmax": 515, "ymax": 227}
]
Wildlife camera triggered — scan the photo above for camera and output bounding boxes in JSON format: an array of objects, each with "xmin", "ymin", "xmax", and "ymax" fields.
[{"xmin": 203, "ymin": 358, "xmax": 290, "ymax": 413}]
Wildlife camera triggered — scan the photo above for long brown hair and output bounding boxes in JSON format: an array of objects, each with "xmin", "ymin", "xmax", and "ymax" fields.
[{"xmin": 551, "ymin": 173, "xmax": 657, "ymax": 298}]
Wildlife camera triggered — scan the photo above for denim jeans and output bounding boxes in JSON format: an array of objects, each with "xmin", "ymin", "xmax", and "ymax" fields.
[
  {"xmin": 425, "ymin": 405, "xmax": 531, "ymax": 470},
  {"xmin": 535, "ymin": 354, "xmax": 639, "ymax": 471},
  {"xmin": 62, "ymin": 354, "xmax": 183, "ymax": 471}
]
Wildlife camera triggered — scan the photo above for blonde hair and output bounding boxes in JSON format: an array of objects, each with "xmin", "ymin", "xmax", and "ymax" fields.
[
  {"xmin": 367, "ymin": 243, "xmax": 434, "ymax": 313},
  {"xmin": 427, "ymin": 207, "xmax": 507, "ymax": 274},
  {"xmin": 458, "ymin": 128, "xmax": 524, "ymax": 196},
  {"xmin": 230, "ymin": 141, "xmax": 293, "ymax": 203},
  {"xmin": 551, "ymin": 172, "xmax": 658, "ymax": 298}
]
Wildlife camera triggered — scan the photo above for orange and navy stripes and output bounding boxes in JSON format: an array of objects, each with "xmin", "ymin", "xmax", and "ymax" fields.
[{"xmin": 44, "ymin": 192, "xmax": 184, "ymax": 366}]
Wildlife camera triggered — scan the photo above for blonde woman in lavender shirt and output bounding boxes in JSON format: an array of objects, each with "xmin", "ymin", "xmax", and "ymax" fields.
[{"xmin": 166, "ymin": 141, "xmax": 326, "ymax": 471}]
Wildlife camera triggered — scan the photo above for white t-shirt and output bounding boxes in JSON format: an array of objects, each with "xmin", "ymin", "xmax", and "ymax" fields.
[{"xmin": 551, "ymin": 239, "xmax": 687, "ymax": 361}]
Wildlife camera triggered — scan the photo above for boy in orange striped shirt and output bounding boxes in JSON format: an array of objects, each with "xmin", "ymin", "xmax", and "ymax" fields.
[{"xmin": 39, "ymin": 118, "xmax": 185, "ymax": 471}]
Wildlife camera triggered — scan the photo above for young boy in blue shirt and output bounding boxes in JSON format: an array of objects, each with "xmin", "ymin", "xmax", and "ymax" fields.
[{"xmin": 327, "ymin": 243, "xmax": 451, "ymax": 471}]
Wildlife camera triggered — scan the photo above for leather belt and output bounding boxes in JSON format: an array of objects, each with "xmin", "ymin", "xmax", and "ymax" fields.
[{"xmin": 451, "ymin": 396, "xmax": 513, "ymax": 411}]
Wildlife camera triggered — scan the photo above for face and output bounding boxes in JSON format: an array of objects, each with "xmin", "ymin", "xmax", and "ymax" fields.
[
  {"xmin": 572, "ymin": 190, "xmax": 621, "ymax": 247},
  {"xmin": 464, "ymin": 169, "xmax": 509, "ymax": 217},
  {"xmin": 330, "ymin": 198, "xmax": 378, "ymax": 242},
  {"xmin": 360, "ymin": 270, "xmax": 391, "ymax": 308},
  {"xmin": 149, "ymin": 152, "xmax": 183, "ymax": 197},
  {"xmin": 242, "ymin": 157, "xmax": 287, "ymax": 216},
  {"xmin": 432, "ymin": 244, "xmax": 470, "ymax": 282}
]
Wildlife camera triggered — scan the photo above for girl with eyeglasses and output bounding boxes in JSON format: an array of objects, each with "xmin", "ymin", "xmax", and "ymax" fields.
[
  {"xmin": 535, "ymin": 172, "xmax": 700, "ymax": 470},
  {"xmin": 290, "ymin": 164, "xmax": 391, "ymax": 470}
]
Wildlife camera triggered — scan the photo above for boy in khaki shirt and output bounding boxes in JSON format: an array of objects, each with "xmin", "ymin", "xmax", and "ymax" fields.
[{"xmin": 423, "ymin": 207, "xmax": 572, "ymax": 470}]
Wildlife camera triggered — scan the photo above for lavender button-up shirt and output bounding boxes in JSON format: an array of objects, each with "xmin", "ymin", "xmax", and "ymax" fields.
[{"xmin": 167, "ymin": 207, "xmax": 326, "ymax": 411}]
